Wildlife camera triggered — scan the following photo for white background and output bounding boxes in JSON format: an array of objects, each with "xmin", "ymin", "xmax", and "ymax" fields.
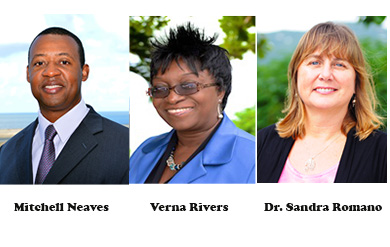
[{"xmin": 1, "ymin": 0, "xmax": 389, "ymax": 247}]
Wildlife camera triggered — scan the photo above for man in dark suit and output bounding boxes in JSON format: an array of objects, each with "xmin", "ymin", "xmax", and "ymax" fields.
[{"xmin": 0, "ymin": 27, "xmax": 129, "ymax": 184}]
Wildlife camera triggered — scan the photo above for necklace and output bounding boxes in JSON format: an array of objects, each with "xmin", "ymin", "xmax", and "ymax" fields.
[
  {"xmin": 304, "ymin": 134, "xmax": 343, "ymax": 172},
  {"xmin": 166, "ymin": 149, "xmax": 184, "ymax": 171}
]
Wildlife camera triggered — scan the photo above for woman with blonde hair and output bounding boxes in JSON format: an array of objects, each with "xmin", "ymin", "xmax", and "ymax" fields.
[{"xmin": 257, "ymin": 22, "xmax": 386, "ymax": 183}]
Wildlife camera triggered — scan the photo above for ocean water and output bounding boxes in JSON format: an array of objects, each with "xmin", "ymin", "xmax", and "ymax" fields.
[{"xmin": 0, "ymin": 111, "xmax": 129, "ymax": 129}]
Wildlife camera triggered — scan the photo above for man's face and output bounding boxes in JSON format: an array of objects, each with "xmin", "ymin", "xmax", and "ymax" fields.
[{"xmin": 27, "ymin": 34, "xmax": 89, "ymax": 122}]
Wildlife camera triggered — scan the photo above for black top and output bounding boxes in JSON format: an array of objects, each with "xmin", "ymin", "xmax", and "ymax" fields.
[
  {"xmin": 145, "ymin": 120, "xmax": 222, "ymax": 184},
  {"xmin": 257, "ymin": 124, "xmax": 387, "ymax": 183}
]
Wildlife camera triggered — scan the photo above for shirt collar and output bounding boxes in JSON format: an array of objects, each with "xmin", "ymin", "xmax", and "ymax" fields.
[{"xmin": 38, "ymin": 99, "xmax": 90, "ymax": 144}]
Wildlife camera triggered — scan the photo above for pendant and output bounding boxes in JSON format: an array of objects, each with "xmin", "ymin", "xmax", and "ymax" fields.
[
  {"xmin": 166, "ymin": 153, "xmax": 183, "ymax": 171},
  {"xmin": 304, "ymin": 157, "xmax": 316, "ymax": 171}
]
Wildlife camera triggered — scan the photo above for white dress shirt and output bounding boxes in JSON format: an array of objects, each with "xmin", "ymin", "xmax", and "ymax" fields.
[{"xmin": 32, "ymin": 99, "xmax": 90, "ymax": 183}]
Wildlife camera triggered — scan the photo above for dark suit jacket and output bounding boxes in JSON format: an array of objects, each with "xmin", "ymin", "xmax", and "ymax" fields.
[
  {"xmin": 0, "ymin": 106, "xmax": 129, "ymax": 184},
  {"xmin": 257, "ymin": 124, "xmax": 387, "ymax": 183}
]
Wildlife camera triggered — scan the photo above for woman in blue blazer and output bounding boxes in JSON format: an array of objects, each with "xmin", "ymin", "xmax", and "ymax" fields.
[{"xmin": 129, "ymin": 23, "xmax": 255, "ymax": 184}]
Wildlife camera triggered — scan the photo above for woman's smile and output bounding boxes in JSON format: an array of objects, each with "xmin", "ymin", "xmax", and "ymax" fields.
[
  {"xmin": 313, "ymin": 87, "xmax": 337, "ymax": 95},
  {"xmin": 166, "ymin": 107, "xmax": 194, "ymax": 116}
]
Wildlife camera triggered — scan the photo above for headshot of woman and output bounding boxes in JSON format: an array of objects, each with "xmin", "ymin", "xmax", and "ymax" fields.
[
  {"xmin": 257, "ymin": 22, "xmax": 386, "ymax": 183},
  {"xmin": 130, "ymin": 23, "xmax": 255, "ymax": 183}
]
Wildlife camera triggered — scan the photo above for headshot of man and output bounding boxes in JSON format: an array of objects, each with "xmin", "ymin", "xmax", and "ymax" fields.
[{"xmin": 0, "ymin": 27, "xmax": 129, "ymax": 184}]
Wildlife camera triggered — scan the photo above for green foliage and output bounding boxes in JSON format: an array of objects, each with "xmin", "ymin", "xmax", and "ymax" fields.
[
  {"xmin": 257, "ymin": 53, "xmax": 291, "ymax": 130},
  {"xmin": 232, "ymin": 106, "xmax": 256, "ymax": 136},
  {"xmin": 359, "ymin": 16, "xmax": 387, "ymax": 26},
  {"xmin": 360, "ymin": 38, "xmax": 387, "ymax": 130},
  {"xmin": 129, "ymin": 16, "xmax": 169, "ymax": 82},
  {"xmin": 257, "ymin": 33, "xmax": 271, "ymax": 59},
  {"xmin": 219, "ymin": 16, "xmax": 255, "ymax": 59}
]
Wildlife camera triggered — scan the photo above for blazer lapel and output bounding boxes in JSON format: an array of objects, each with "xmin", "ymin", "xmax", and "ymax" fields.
[
  {"xmin": 169, "ymin": 154, "xmax": 207, "ymax": 183},
  {"xmin": 170, "ymin": 115, "xmax": 237, "ymax": 183},
  {"xmin": 133, "ymin": 132, "xmax": 172, "ymax": 183},
  {"xmin": 43, "ymin": 108, "xmax": 101, "ymax": 184}
]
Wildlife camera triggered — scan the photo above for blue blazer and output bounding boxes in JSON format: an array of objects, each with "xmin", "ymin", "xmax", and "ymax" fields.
[
  {"xmin": 0, "ymin": 106, "xmax": 129, "ymax": 184},
  {"xmin": 130, "ymin": 114, "xmax": 255, "ymax": 183}
]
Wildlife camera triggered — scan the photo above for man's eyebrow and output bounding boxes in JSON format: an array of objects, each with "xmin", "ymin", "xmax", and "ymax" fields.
[
  {"xmin": 57, "ymin": 52, "xmax": 73, "ymax": 57},
  {"xmin": 31, "ymin": 53, "xmax": 45, "ymax": 59},
  {"xmin": 31, "ymin": 52, "xmax": 73, "ymax": 58},
  {"xmin": 30, "ymin": 52, "xmax": 75, "ymax": 63}
]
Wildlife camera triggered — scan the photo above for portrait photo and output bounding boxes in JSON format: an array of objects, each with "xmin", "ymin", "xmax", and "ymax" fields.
[
  {"xmin": 129, "ymin": 16, "xmax": 256, "ymax": 183},
  {"xmin": 257, "ymin": 16, "xmax": 387, "ymax": 183},
  {"xmin": 0, "ymin": 14, "xmax": 130, "ymax": 184}
]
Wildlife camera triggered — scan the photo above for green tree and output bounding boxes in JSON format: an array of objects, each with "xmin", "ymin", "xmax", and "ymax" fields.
[
  {"xmin": 257, "ymin": 53, "xmax": 291, "ymax": 129},
  {"xmin": 233, "ymin": 106, "xmax": 256, "ymax": 135},
  {"xmin": 129, "ymin": 16, "xmax": 169, "ymax": 82},
  {"xmin": 359, "ymin": 16, "xmax": 387, "ymax": 26},
  {"xmin": 219, "ymin": 16, "xmax": 255, "ymax": 59},
  {"xmin": 360, "ymin": 38, "xmax": 387, "ymax": 131},
  {"xmin": 257, "ymin": 33, "xmax": 271, "ymax": 59}
]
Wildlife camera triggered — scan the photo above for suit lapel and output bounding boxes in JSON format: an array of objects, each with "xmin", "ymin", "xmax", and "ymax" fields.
[
  {"xmin": 15, "ymin": 120, "xmax": 37, "ymax": 184},
  {"xmin": 43, "ymin": 108, "xmax": 101, "ymax": 184}
]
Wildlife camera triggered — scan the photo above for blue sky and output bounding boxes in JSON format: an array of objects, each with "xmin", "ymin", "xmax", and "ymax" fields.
[{"xmin": 0, "ymin": 14, "xmax": 129, "ymax": 113}]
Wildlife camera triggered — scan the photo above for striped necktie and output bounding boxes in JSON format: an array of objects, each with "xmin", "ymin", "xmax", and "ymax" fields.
[{"xmin": 35, "ymin": 125, "xmax": 57, "ymax": 184}]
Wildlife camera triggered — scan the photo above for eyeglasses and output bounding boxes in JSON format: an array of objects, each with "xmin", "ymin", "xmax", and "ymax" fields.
[{"xmin": 147, "ymin": 81, "xmax": 218, "ymax": 98}]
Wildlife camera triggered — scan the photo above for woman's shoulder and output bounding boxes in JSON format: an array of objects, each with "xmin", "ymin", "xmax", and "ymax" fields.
[
  {"xmin": 257, "ymin": 124, "xmax": 295, "ymax": 151},
  {"xmin": 131, "ymin": 130, "xmax": 174, "ymax": 155},
  {"xmin": 223, "ymin": 114, "xmax": 254, "ymax": 142},
  {"xmin": 234, "ymin": 127, "xmax": 255, "ymax": 142},
  {"xmin": 350, "ymin": 128, "xmax": 387, "ymax": 145},
  {"xmin": 346, "ymin": 129, "xmax": 387, "ymax": 160},
  {"xmin": 371, "ymin": 129, "xmax": 387, "ymax": 139},
  {"xmin": 364, "ymin": 129, "xmax": 386, "ymax": 149},
  {"xmin": 257, "ymin": 124, "xmax": 280, "ymax": 141},
  {"xmin": 258, "ymin": 124, "xmax": 277, "ymax": 135}
]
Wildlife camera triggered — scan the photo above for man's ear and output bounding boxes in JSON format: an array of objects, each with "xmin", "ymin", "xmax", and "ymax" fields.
[
  {"xmin": 26, "ymin": 66, "xmax": 30, "ymax": 83},
  {"xmin": 82, "ymin": 64, "xmax": 90, "ymax": 81}
]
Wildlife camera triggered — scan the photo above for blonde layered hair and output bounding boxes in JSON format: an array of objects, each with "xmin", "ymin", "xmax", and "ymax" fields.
[{"xmin": 276, "ymin": 22, "xmax": 383, "ymax": 140}]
